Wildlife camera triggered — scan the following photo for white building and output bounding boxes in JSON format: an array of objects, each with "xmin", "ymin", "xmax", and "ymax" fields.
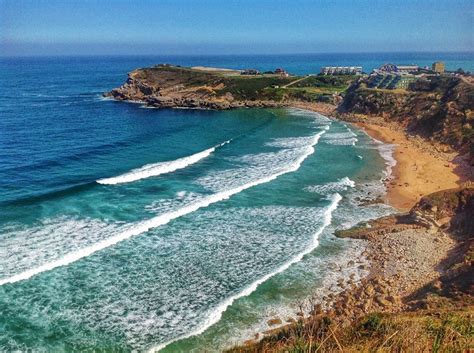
[
  {"xmin": 320, "ymin": 66, "xmax": 363, "ymax": 75},
  {"xmin": 377, "ymin": 64, "xmax": 419, "ymax": 74}
]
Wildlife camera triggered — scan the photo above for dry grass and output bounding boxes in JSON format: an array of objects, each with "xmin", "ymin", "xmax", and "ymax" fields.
[{"xmin": 226, "ymin": 307, "xmax": 473, "ymax": 353}]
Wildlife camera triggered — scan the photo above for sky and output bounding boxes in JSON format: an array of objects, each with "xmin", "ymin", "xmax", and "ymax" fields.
[{"xmin": 1, "ymin": 0, "xmax": 473, "ymax": 56}]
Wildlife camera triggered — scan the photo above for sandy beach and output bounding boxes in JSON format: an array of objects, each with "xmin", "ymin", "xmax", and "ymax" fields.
[
  {"xmin": 292, "ymin": 106, "xmax": 468, "ymax": 297},
  {"xmin": 294, "ymin": 103, "xmax": 464, "ymax": 210},
  {"xmin": 354, "ymin": 121, "xmax": 462, "ymax": 210}
]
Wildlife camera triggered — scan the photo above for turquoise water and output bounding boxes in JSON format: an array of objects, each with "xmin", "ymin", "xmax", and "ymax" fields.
[{"xmin": 0, "ymin": 55, "xmax": 416, "ymax": 351}]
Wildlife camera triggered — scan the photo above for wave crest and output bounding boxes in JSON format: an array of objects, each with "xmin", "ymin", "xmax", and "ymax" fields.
[
  {"xmin": 97, "ymin": 140, "xmax": 231, "ymax": 185},
  {"xmin": 149, "ymin": 192, "xmax": 342, "ymax": 352},
  {"xmin": 306, "ymin": 177, "xmax": 355, "ymax": 194},
  {"xmin": 0, "ymin": 131, "xmax": 325, "ymax": 286}
]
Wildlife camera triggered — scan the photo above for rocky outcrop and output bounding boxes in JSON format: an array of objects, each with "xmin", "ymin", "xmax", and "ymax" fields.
[
  {"xmin": 410, "ymin": 187, "xmax": 474, "ymax": 234},
  {"xmin": 105, "ymin": 64, "xmax": 354, "ymax": 111},
  {"xmin": 104, "ymin": 65, "xmax": 290, "ymax": 110},
  {"xmin": 229, "ymin": 188, "xmax": 473, "ymax": 352},
  {"xmin": 336, "ymin": 187, "xmax": 474, "ymax": 240},
  {"xmin": 106, "ymin": 75, "xmax": 160, "ymax": 101},
  {"xmin": 339, "ymin": 76, "xmax": 474, "ymax": 164}
]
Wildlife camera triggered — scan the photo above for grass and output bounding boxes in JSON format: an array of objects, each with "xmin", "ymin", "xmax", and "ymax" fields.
[
  {"xmin": 135, "ymin": 66, "xmax": 356, "ymax": 103},
  {"xmin": 219, "ymin": 76, "xmax": 297, "ymax": 100},
  {"xmin": 288, "ymin": 86, "xmax": 344, "ymax": 94},
  {"xmin": 363, "ymin": 87, "xmax": 410, "ymax": 94},
  {"xmin": 292, "ymin": 75, "xmax": 356, "ymax": 89},
  {"xmin": 226, "ymin": 308, "xmax": 474, "ymax": 353}
]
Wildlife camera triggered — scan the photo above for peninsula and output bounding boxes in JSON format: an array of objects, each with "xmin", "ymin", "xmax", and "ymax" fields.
[{"xmin": 104, "ymin": 64, "xmax": 351, "ymax": 111}]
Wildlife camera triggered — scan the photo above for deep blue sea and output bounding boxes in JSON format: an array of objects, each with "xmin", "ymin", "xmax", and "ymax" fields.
[{"xmin": 0, "ymin": 53, "xmax": 472, "ymax": 352}]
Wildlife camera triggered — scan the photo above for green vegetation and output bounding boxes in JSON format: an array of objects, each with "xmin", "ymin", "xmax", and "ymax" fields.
[
  {"xmin": 138, "ymin": 66, "xmax": 221, "ymax": 87},
  {"xmin": 134, "ymin": 66, "xmax": 357, "ymax": 103},
  {"xmin": 219, "ymin": 76, "xmax": 295, "ymax": 101},
  {"xmin": 291, "ymin": 75, "xmax": 356, "ymax": 90},
  {"xmin": 341, "ymin": 75, "xmax": 474, "ymax": 164},
  {"xmin": 284, "ymin": 75, "xmax": 356, "ymax": 102}
]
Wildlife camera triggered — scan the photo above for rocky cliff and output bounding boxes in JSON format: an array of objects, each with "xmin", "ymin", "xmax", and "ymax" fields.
[
  {"xmin": 105, "ymin": 65, "xmax": 294, "ymax": 109},
  {"xmin": 105, "ymin": 64, "xmax": 354, "ymax": 110},
  {"xmin": 339, "ymin": 76, "xmax": 474, "ymax": 163}
]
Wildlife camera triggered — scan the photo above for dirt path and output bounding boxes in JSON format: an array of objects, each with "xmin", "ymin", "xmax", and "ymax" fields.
[{"xmin": 282, "ymin": 74, "xmax": 314, "ymax": 88}]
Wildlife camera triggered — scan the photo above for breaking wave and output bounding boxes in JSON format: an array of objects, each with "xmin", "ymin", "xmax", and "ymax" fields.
[
  {"xmin": 97, "ymin": 140, "xmax": 231, "ymax": 185},
  {"xmin": 305, "ymin": 177, "xmax": 356, "ymax": 195},
  {"xmin": 322, "ymin": 130, "xmax": 358, "ymax": 146},
  {"xmin": 149, "ymin": 192, "xmax": 342, "ymax": 352},
  {"xmin": 0, "ymin": 131, "xmax": 325, "ymax": 286}
]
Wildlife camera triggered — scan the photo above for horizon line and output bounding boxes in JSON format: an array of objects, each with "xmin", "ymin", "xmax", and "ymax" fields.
[{"xmin": 1, "ymin": 50, "xmax": 474, "ymax": 59}]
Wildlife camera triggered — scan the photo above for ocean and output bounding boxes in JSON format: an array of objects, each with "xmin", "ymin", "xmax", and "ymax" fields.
[{"xmin": 0, "ymin": 53, "xmax": 471, "ymax": 351}]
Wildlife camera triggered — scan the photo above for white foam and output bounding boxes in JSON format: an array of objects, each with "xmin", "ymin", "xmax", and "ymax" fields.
[
  {"xmin": 198, "ymin": 132, "xmax": 325, "ymax": 192},
  {"xmin": 144, "ymin": 191, "xmax": 202, "ymax": 214},
  {"xmin": 0, "ymin": 217, "xmax": 121, "ymax": 279},
  {"xmin": 149, "ymin": 192, "xmax": 342, "ymax": 352},
  {"xmin": 176, "ymin": 191, "xmax": 186, "ymax": 199},
  {"xmin": 376, "ymin": 142, "xmax": 397, "ymax": 178},
  {"xmin": 266, "ymin": 135, "xmax": 320, "ymax": 149},
  {"xmin": 323, "ymin": 137, "xmax": 358, "ymax": 146},
  {"xmin": 97, "ymin": 140, "xmax": 230, "ymax": 185},
  {"xmin": 285, "ymin": 108, "xmax": 331, "ymax": 122},
  {"xmin": 324, "ymin": 131, "xmax": 357, "ymax": 139},
  {"xmin": 96, "ymin": 95, "xmax": 116, "ymax": 102},
  {"xmin": 0, "ymin": 131, "xmax": 325, "ymax": 286},
  {"xmin": 305, "ymin": 177, "xmax": 355, "ymax": 195},
  {"xmin": 357, "ymin": 130, "xmax": 397, "ymax": 179},
  {"xmin": 322, "ymin": 129, "xmax": 358, "ymax": 146}
]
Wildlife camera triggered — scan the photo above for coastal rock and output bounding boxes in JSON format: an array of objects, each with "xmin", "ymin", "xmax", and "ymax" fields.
[
  {"xmin": 364, "ymin": 284, "xmax": 375, "ymax": 296},
  {"xmin": 375, "ymin": 295, "xmax": 391, "ymax": 307},
  {"xmin": 267, "ymin": 318, "xmax": 282, "ymax": 326}
]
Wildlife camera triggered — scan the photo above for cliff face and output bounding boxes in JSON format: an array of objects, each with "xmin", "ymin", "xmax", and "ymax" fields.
[
  {"xmin": 105, "ymin": 65, "xmax": 354, "ymax": 110},
  {"xmin": 411, "ymin": 187, "xmax": 474, "ymax": 236},
  {"xmin": 105, "ymin": 65, "xmax": 292, "ymax": 109},
  {"xmin": 340, "ymin": 76, "xmax": 474, "ymax": 162}
]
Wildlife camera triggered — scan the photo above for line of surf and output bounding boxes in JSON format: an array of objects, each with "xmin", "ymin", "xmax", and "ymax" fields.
[
  {"xmin": 149, "ymin": 192, "xmax": 342, "ymax": 352},
  {"xmin": 358, "ymin": 129, "xmax": 397, "ymax": 179},
  {"xmin": 0, "ymin": 130, "xmax": 326, "ymax": 286},
  {"xmin": 97, "ymin": 140, "xmax": 231, "ymax": 185}
]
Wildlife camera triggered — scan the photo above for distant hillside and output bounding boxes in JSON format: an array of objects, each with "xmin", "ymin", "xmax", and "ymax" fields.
[
  {"xmin": 339, "ymin": 76, "xmax": 474, "ymax": 163},
  {"xmin": 105, "ymin": 65, "xmax": 354, "ymax": 109}
]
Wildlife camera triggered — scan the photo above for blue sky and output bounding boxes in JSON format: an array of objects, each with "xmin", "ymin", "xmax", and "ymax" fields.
[{"xmin": 1, "ymin": 0, "xmax": 473, "ymax": 55}]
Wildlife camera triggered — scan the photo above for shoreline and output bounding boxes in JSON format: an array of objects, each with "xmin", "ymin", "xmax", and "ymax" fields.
[
  {"xmin": 227, "ymin": 106, "xmax": 472, "ymax": 350},
  {"xmin": 289, "ymin": 104, "xmax": 467, "ymax": 211},
  {"xmin": 230, "ymin": 186, "xmax": 473, "ymax": 352},
  {"xmin": 354, "ymin": 121, "xmax": 461, "ymax": 210}
]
